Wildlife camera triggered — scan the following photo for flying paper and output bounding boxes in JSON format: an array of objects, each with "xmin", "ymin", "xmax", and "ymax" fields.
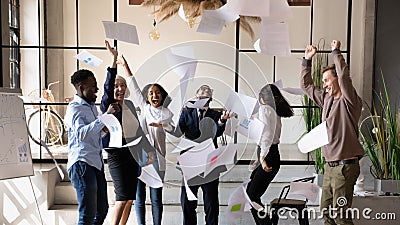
[
  {"xmin": 298, "ymin": 121, "xmax": 329, "ymax": 153},
  {"xmin": 74, "ymin": 50, "xmax": 103, "ymax": 67},
  {"xmin": 224, "ymin": 91, "xmax": 258, "ymax": 118},
  {"xmin": 204, "ymin": 144, "xmax": 237, "ymax": 177},
  {"xmin": 138, "ymin": 164, "xmax": 163, "ymax": 188},
  {"xmin": 289, "ymin": 181, "xmax": 320, "ymax": 202},
  {"xmin": 102, "ymin": 21, "xmax": 139, "ymax": 45},
  {"xmin": 236, "ymin": 117, "xmax": 265, "ymax": 143},
  {"xmin": 184, "ymin": 98, "xmax": 210, "ymax": 109},
  {"xmin": 98, "ymin": 114, "xmax": 122, "ymax": 147},
  {"xmin": 259, "ymin": 21, "xmax": 291, "ymax": 56}
]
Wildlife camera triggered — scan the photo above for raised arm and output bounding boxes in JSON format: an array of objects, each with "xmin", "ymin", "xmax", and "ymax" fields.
[
  {"xmin": 100, "ymin": 40, "xmax": 118, "ymax": 113},
  {"xmin": 331, "ymin": 40, "xmax": 361, "ymax": 106},
  {"xmin": 300, "ymin": 45, "xmax": 325, "ymax": 107},
  {"xmin": 117, "ymin": 55, "xmax": 147, "ymax": 107}
]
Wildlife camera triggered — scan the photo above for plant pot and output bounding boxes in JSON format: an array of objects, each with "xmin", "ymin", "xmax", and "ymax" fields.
[
  {"xmin": 313, "ymin": 172, "xmax": 324, "ymax": 187},
  {"xmin": 374, "ymin": 179, "xmax": 400, "ymax": 193}
]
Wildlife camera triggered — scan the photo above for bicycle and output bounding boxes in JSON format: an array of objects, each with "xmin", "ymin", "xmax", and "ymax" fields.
[{"xmin": 25, "ymin": 81, "xmax": 65, "ymax": 146}]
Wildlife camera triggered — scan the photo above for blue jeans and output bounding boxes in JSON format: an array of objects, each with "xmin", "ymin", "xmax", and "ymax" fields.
[
  {"xmin": 134, "ymin": 160, "xmax": 165, "ymax": 225},
  {"xmin": 68, "ymin": 161, "xmax": 109, "ymax": 225}
]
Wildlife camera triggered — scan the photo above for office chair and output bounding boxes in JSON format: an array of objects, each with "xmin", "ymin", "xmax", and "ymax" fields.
[{"xmin": 269, "ymin": 176, "xmax": 316, "ymax": 225}]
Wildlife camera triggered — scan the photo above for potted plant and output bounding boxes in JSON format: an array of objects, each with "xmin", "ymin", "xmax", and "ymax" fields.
[
  {"xmin": 360, "ymin": 72, "xmax": 400, "ymax": 193},
  {"xmin": 302, "ymin": 39, "xmax": 328, "ymax": 186}
]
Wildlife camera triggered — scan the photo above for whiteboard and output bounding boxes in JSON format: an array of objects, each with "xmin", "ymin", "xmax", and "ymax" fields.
[{"xmin": 0, "ymin": 88, "xmax": 33, "ymax": 180}]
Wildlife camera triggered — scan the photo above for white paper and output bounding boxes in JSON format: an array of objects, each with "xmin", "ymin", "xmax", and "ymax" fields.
[
  {"xmin": 298, "ymin": 121, "xmax": 329, "ymax": 153},
  {"xmin": 225, "ymin": 181, "xmax": 262, "ymax": 223},
  {"xmin": 236, "ymin": 117, "xmax": 265, "ymax": 143},
  {"xmin": 262, "ymin": 0, "xmax": 292, "ymax": 23},
  {"xmin": 204, "ymin": 144, "xmax": 237, "ymax": 177},
  {"xmin": 196, "ymin": 11, "xmax": 225, "ymax": 35},
  {"xmin": 224, "ymin": 183, "xmax": 247, "ymax": 223},
  {"xmin": 98, "ymin": 114, "xmax": 122, "ymax": 147},
  {"xmin": 167, "ymin": 50, "xmax": 197, "ymax": 105},
  {"xmin": 122, "ymin": 136, "xmax": 142, "ymax": 147},
  {"xmin": 197, "ymin": 5, "xmax": 239, "ymax": 35},
  {"xmin": 170, "ymin": 45, "xmax": 196, "ymax": 59},
  {"xmin": 177, "ymin": 139, "xmax": 215, "ymax": 180},
  {"xmin": 254, "ymin": 39, "xmax": 261, "ymax": 53},
  {"xmin": 273, "ymin": 79, "xmax": 304, "ymax": 95},
  {"xmin": 273, "ymin": 79, "xmax": 284, "ymax": 89},
  {"xmin": 224, "ymin": 91, "xmax": 258, "ymax": 118},
  {"xmin": 281, "ymin": 87, "xmax": 304, "ymax": 95},
  {"xmin": 138, "ymin": 164, "xmax": 163, "ymax": 188},
  {"xmin": 178, "ymin": 4, "xmax": 189, "ymax": 22},
  {"xmin": 226, "ymin": 0, "xmax": 270, "ymax": 17},
  {"xmin": 74, "ymin": 50, "xmax": 103, "ymax": 67},
  {"xmin": 183, "ymin": 177, "xmax": 198, "ymax": 201},
  {"xmin": 259, "ymin": 22, "xmax": 291, "ymax": 56},
  {"xmin": 289, "ymin": 181, "xmax": 320, "ymax": 202},
  {"xmin": 102, "ymin": 21, "xmax": 139, "ymax": 45},
  {"xmin": 171, "ymin": 138, "xmax": 198, "ymax": 153},
  {"xmin": 184, "ymin": 98, "xmax": 210, "ymax": 109},
  {"xmin": 223, "ymin": 117, "xmax": 239, "ymax": 137},
  {"xmin": 241, "ymin": 182, "xmax": 264, "ymax": 211}
]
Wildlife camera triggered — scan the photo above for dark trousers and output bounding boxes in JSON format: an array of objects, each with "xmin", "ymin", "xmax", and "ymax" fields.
[
  {"xmin": 246, "ymin": 145, "xmax": 280, "ymax": 225},
  {"xmin": 181, "ymin": 178, "xmax": 220, "ymax": 225}
]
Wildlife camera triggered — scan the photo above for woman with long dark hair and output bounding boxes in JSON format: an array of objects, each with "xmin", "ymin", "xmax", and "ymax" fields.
[{"xmin": 246, "ymin": 84, "xmax": 294, "ymax": 225}]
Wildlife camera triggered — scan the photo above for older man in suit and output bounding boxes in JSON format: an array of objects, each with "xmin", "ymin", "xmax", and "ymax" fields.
[{"xmin": 178, "ymin": 84, "xmax": 232, "ymax": 225}]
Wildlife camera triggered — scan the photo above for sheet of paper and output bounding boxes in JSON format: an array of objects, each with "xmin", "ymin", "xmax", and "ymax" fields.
[
  {"xmin": 273, "ymin": 79, "xmax": 304, "ymax": 95},
  {"xmin": 170, "ymin": 46, "xmax": 196, "ymax": 59},
  {"xmin": 204, "ymin": 144, "xmax": 237, "ymax": 177},
  {"xmin": 289, "ymin": 181, "xmax": 320, "ymax": 202},
  {"xmin": 183, "ymin": 177, "xmax": 198, "ymax": 201},
  {"xmin": 226, "ymin": 0, "xmax": 270, "ymax": 17},
  {"xmin": 184, "ymin": 98, "xmax": 209, "ymax": 109},
  {"xmin": 236, "ymin": 117, "xmax": 265, "ymax": 143},
  {"xmin": 197, "ymin": 5, "xmax": 239, "ymax": 35},
  {"xmin": 298, "ymin": 121, "xmax": 329, "ymax": 153},
  {"xmin": 171, "ymin": 138, "xmax": 198, "ymax": 153},
  {"xmin": 122, "ymin": 136, "xmax": 142, "ymax": 147},
  {"xmin": 166, "ymin": 50, "xmax": 197, "ymax": 105},
  {"xmin": 273, "ymin": 79, "xmax": 283, "ymax": 89},
  {"xmin": 224, "ymin": 117, "xmax": 239, "ymax": 137},
  {"xmin": 177, "ymin": 139, "xmax": 215, "ymax": 180},
  {"xmin": 263, "ymin": 0, "xmax": 292, "ymax": 23},
  {"xmin": 197, "ymin": 11, "xmax": 225, "ymax": 35},
  {"xmin": 74, "ymin": 50, "xmax": 103, "ymax": 67},
  {"xmin": 241, "ymin": 182, "xmax": 264, "ymax": 211},
  {"xmin": 254, "ymin": 38, "xmax": 262, "ymax": 53},
  {"xmin": 138, "ymin": 164, "xmax": 163, "ymax": 188},
  {"xmin": 281, "ymin": 87, "xmax": 304, "ymax": 95},
  {"xmin": 178, "ymin": 4, "xmax": 189, "ymax": 22},
  {"xmin": 102, "ymin": 21, "xmax": 139, "ymax": 45},
  {"xmin": 259, "ymin": 21, "xmax": 291, "ymax": 56},
  {"xmin": 224, "ymin": 182, "xmax": 247, "ymax": 223},
  {"xmin": 98, "ymin": 114, "xmax": 122, "ymax": 147},
  {"xmin": 224, "ymin": 91, "xmax": 258, "ymax": 118}
]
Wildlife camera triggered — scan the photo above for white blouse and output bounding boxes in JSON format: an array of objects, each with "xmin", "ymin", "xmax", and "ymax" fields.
[{"xmin": 257, "ymin": 104, "xmax": 281, "ymax": 159}]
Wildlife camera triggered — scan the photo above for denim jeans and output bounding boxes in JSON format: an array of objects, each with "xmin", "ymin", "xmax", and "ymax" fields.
[
  {"xmin": 68, "ymin": 161, "xmax": 109, "ymax": 225},
  {"xmin": 135, "ymin": 179, "xmax": 163, "ymax": 225}
]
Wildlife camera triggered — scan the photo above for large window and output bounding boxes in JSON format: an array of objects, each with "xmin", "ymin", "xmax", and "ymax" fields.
[{"xmin": 3, "ymin": 0, "xmax": 353, "ymax": 163}]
